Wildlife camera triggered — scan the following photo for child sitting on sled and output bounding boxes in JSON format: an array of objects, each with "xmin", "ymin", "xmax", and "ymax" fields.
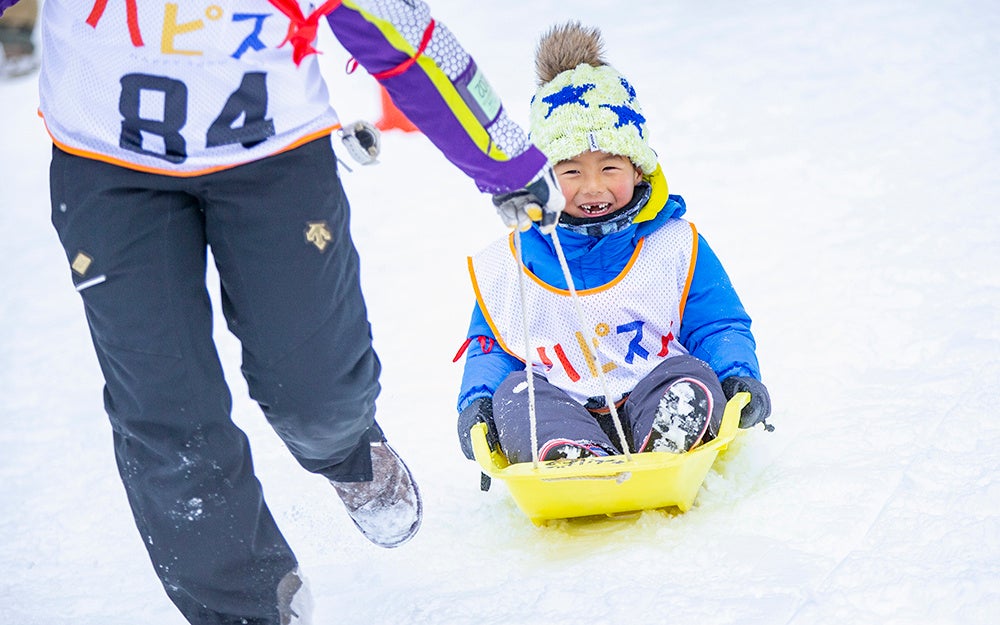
[{"xmin": 455, "ymin": 22, "xmax": 771, "ymax": 464}]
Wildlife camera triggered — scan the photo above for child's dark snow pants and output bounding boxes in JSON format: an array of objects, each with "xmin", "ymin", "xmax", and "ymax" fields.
[
  {"xmin": 49, "ymin": 138, "xmax": 380, "ymax": 624},
  {"xmin": 493, "ymin": 354, "xmax": 726, "ymax": 463}
]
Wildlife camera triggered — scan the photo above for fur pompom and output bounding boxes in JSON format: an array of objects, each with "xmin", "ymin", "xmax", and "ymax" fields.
[{"xmin": 535, "ymin": 21, "xmax": 607, "ymax": 86}]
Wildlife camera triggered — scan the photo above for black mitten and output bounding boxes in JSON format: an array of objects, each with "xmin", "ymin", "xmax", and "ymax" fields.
[
  {"xmin": 457, "ymin": 397, "xmax": 497, "ymax": 460},
  {"xmin": 722, "ymin": 376, "xmax": 773, "ymax": 430}
]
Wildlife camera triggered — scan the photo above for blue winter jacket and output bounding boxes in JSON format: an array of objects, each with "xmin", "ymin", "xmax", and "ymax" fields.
[{"xmin": 456, "ymin": 194, "xmax": 760, "ymax": 412}]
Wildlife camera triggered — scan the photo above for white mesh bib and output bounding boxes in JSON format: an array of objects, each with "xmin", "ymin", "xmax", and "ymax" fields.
[
  {"xmin": 469, "ymin": 219, "xmax": 697, "ymax": 406},
  {"xmin": 39, "ymin": 1, "xmax": 339, "ymax": 175}
]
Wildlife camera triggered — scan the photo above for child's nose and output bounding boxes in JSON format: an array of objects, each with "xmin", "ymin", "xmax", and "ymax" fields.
[{"xmin": 579, "ymin": 172, "xmax": 603, "ymax": 194}]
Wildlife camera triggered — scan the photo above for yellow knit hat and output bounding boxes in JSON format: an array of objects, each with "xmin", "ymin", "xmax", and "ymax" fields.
[{"xmin": 529, "ymin": 24, "xmax": 658, "ymax": 174}]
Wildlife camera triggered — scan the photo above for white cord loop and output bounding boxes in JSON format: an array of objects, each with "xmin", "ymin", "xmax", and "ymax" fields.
[
  {"xmin": 512, "ymin": 227, "xmax": 632, "ymax": 467},
  {"xmin": 512, "ymin": 228, "xmax": 541, "ymax": 468}
]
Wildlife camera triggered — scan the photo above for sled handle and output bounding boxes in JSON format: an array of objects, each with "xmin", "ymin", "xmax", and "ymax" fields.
[
  {"xmin": 471, "ymin": 421, "xmax": 509, "ymax": 474},
  {"xmin": 718, "ymin": 392, "xmax": 751, "ymax": 440}
]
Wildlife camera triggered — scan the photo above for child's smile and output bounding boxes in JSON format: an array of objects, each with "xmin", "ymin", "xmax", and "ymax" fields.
[
  {"xmin": 554, "ymin": 150, "xmax": 643, "ymax": 220},
  {"xmin": 579, "ymin": 201, "xmax": 614, "ymax": 216}
]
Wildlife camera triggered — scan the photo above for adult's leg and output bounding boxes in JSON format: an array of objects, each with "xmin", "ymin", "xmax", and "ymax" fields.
[
  {"xmin": 493, "ymin": 371, "xmax": 619, "ymax": 463},
  {"xmin": 199, "ymin": 137, "xmax": 381, "ymax": 481},
  {"xmin": 49, "ymin": 147, "xmax": 295, "ymax": 624},
  {"xmin": 201, "ymin": 138, "xmax": 420, "ymax": 548}
]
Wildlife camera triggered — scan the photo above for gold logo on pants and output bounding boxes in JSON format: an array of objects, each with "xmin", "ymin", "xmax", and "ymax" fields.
[
  {"xmin": 71, "ymin": 251, "xmax": 93, "ymax": 276},
  {"xmin": 304, "ymin": 222, "xmax": 332, "ymax": 252}
]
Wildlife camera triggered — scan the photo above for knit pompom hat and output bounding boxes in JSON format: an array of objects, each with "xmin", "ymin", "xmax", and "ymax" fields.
[{"xmin": 529, "ymin": 22, "xmax": 658, "ymax": 175}]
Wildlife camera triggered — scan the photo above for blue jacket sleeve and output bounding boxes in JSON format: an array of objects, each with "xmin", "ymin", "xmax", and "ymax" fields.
[
  {"xmin": 456, "ymin": 303, "xmax": 523, "ymax": 412},
  {"xmin": 679, "ymin": 235, "xmax": 761, "ymax": 381}
]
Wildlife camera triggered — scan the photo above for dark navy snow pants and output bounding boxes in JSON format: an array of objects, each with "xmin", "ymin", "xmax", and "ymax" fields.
[
  {"xmin": 49, "ymin": 137, "xmax": 380, "ymax": 624},
  {"xmin": 493, "ymin": 354, "xmax": 726, "ymax": 463}
]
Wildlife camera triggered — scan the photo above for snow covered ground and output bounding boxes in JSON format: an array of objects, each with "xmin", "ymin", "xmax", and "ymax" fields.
[{"xmin": 1, "ymin": 1, "xmax": 998, "ymax": 623}]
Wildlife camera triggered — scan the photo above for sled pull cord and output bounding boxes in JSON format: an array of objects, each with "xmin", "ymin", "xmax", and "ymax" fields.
[
  {"xmin": 512, "ymin": 227, "xmax": 633, "ymax": 466},
  {"xmin": 550, "ymin": 229, "xmax": 633, "ymax": 462},
  {"xmin": 513, "ymin": 228, "xmax": 543, "ymax": 468}
]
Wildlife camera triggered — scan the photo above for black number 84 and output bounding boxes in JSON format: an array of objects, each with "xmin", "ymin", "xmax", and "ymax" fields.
[{"xmin": 118, "ymin": 71, "xmax": 276, "ymax": 164}]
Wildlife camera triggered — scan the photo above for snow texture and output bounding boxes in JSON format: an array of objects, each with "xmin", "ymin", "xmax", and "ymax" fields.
[{"xmin": 1, "ymin": 1, "xmax": 998, "ymax": 623}]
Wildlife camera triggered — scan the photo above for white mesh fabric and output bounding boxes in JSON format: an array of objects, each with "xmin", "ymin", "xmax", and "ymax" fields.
[
  {"xmin": 470, "ymin": 219, "xmax": 696, "ymax": 406},
  {"xmin": 39, "ymin": 0, "xmax": 338, "ymax": 174}
]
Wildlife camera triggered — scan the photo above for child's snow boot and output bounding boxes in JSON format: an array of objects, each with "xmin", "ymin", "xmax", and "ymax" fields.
[
  {"xmin": 330, "ymin": 441, "xmax": 422, "ymax": 548},
  {"xmin": 540, "ymin": 440, "xmax": 612, "ymax": 461},
  {"xmin": 640, "ymin": 378, "xmax": 712, "ymax": 453}
]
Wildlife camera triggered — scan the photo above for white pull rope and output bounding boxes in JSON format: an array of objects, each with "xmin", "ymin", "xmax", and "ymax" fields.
[
  {"xmin": 549, "ymin": 229, "xmax": 633, "ymax": 461},
  {"xmin": 512, "ymin": 226, "xmax": 633, "ymax": 466},
  {"xmin": 512, "ymin": 228, "xmax": 541, "ymax": 468}
]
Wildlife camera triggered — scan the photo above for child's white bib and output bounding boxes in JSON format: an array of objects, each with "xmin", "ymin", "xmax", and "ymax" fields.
[{"xmin": 470, "ymin": 219, "xmax": 697, "ymax": 407}]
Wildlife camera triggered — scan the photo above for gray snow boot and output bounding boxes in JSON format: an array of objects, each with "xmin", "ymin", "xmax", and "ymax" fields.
[
  {"xmin": 330, "ymin": 441, "xmax": 422, "ymax": 548},
  {"xmin": 276, "ymin": 568, "xmax": 313, "ymax": 625},
  {"xmin": 640, "ymin": 378, "xmax": 712, "ymax": 454}
]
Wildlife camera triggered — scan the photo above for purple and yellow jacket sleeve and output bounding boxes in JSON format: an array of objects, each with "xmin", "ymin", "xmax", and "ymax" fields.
[
  {"xmin": 0, "ymin": 0, "xmax": 19, "ymax": 17},
  {"xmin": 325, "ymin": 0, "xmax": 547, "ymax": 194}
]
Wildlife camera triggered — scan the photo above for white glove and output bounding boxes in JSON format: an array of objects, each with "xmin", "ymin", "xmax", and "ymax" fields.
[
  {"xmin": 491, "ymin": 166, "xmax": 565, "ymax": 234},
  {"xmin": 339, "ymin": 120, "xmax": 381, "ymax": 166}
]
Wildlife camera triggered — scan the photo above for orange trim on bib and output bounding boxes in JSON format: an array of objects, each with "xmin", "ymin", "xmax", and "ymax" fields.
[
  {"xmin": 467, "ymin": 256, "xmax": 524, "ymax": 363},
  {"xmin": 504, "ymin": 233, "xmax": 646, "ymax": 296},
  {"xmin": 678, "ymin": 222, "xmax": 698, "ymax": 321},
  {"xmin": 39, "ymin": 111, "xmax": 339, "ymax": 177}
]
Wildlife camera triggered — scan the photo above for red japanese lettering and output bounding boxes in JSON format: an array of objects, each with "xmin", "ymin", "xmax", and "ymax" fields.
[{"xmin": 86, "ymin": 0, "xmax": 144, "ymax": 47}]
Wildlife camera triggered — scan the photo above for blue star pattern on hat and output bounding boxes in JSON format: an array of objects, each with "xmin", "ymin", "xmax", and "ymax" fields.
[
  {"xmin": 619, "ymin": 76, "xmax": 637, "ymax": 100},
  {"xmin": 529, "ymin": 63, "xmax": 658, "ymax": 174},
  {"xmin": 541, "ymin": 83, "xmax": 595, "ymax": 118},
  {"xmin": 599, "ymin": 104, "xmax": 646, "ymax": 137}
]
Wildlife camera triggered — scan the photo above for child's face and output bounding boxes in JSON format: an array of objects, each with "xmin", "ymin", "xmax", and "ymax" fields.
[{"xmin": 553, "ymin": 151, "xmax": 642, "ymax": 220}]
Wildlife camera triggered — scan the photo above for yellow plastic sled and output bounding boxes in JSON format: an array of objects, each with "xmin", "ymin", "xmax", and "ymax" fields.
[{"xmin": 471, "ymin": 392, "xmax": 750, "ymax": 525}]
